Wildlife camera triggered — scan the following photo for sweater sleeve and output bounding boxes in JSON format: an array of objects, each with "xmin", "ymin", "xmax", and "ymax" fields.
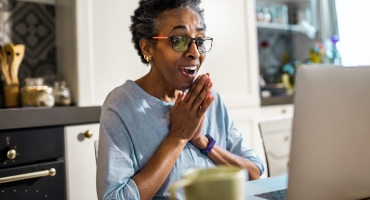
[
  {"xmin": 96, "ymin": 103, "xmax": 141, "ymax": 200},
  {"xmin": 211, "ymin": 90, "xmax": 265, "ymax": 176}
]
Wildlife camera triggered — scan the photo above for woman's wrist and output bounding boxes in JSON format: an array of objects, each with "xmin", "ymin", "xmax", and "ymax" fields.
[
  {"xmin": 190, "ymin": 134, "xmax": 209, "ymax": 150},
  {"xmin": 200, "ymin": 134, "xmax": 216, "ymax": 155}
]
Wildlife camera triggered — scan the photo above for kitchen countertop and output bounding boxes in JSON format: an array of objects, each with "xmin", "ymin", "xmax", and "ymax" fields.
[
  {"xmin": 261, "ymin": 95, "xmax": 294, "ymax": 106},
  {"xmin": 0, "ymin": 106, "xmax": 101, "ymax": 130}
]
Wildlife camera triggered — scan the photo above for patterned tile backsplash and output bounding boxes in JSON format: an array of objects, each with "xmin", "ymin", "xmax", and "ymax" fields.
[{"xmin": 0, "ymin": 0, "xmax": 56, "ymax": 87}]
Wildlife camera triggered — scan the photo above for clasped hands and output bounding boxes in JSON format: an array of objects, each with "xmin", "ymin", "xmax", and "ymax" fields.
[{"xmin": 169, "ymin": 74, "xmax": 214, "ymax": 148}]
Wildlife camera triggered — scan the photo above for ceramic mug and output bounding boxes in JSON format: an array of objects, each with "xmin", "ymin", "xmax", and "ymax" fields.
[{"xmin": 169, "ymin": 166, "xmax": 247, "ymax": 200}]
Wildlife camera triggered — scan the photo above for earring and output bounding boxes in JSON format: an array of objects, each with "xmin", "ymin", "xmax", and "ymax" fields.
[{"xmin": 144, "ymin": 55, "xmax": 151, "ymax": 63}]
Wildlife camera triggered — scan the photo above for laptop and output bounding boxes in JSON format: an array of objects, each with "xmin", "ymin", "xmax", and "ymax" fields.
[{"xmin": 252, "ymin": 64, "xmax": 370, "ymax": 200}]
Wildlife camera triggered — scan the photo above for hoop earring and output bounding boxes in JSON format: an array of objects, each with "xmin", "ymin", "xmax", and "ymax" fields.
[{"xmin": 144, "ymin": 55, "xmax": 151, "ymax": 63}]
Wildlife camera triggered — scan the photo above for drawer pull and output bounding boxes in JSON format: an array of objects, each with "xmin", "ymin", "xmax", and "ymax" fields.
[
  {"xmin": 84, "ymin": 130, "xmax": 93, "ymax": 138},
  {"xmin": 0, "ymin": 168, "xmax": 56, "ymax": 184}
]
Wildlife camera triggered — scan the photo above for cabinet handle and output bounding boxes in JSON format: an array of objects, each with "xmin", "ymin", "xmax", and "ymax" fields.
[
  {"xmin": 84, "ymin": 130, "xmax": 93, "ymax": 138},
  {"xmin": 0, "ymin": 168, "xmax": 56, "ymax": 184},
  {"xmin": 282, "ymin": 109, "xmax": 287, "ymax": 114}
]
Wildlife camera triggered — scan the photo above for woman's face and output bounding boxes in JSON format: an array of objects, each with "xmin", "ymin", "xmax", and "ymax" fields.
[{"xmin": 149, "ymin": 8, "xmax": 206, "ymax": 91}]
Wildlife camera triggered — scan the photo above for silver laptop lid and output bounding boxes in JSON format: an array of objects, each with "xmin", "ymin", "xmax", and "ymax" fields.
[{"xmin": 287, "ymin": 65, "xmax": 370, "ymax": 200}]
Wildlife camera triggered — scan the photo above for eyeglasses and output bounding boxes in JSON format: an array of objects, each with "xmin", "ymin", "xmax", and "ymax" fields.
[{"xmin": 151, "ymin": 36, "xmax": 213, "ymax": 53}]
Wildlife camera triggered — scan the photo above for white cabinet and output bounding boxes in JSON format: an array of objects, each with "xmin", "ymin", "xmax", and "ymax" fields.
[
  {"xmin": 56, "ymin": 0, "xmax": 149, "ymax": 106},
  {"xmin": 64, "ymin": 123, "xmax": 100, "ymax": 200}
]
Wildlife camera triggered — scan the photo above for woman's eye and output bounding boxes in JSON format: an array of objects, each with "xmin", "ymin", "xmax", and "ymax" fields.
[
  {"xmin": 172, "ymin": 37, "xmax": 183, "ymax": 44},
  {"xmin": 197, "ymin": 39, "xmax": 205, "ymax": 45}
]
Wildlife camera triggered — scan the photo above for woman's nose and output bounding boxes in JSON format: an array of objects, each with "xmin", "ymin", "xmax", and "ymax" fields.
[{"xmin": 186, "ymin": 41, "xmax": 201, "ymax": 59}]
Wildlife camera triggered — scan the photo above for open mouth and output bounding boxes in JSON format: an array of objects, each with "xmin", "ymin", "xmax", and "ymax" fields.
[{"xmin": 180, "ymin": 66, "xmax": 197, "ymax": 76}]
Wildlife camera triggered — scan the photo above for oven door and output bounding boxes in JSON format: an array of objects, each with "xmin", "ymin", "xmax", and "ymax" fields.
[{"xmin": 0, "ymin": 159, "xmax": 66, "ymax": 200}]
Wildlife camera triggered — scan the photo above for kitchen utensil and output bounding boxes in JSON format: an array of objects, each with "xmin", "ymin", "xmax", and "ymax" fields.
[
  {"xmin": 0, "ymin": 46, "xmax": 12, "ymax": 85},
  {"xmin": 10, "ymin": 44, "xmax": 25, "ymax": 85},
  {"xmin": 4, "ymin": 44, "xmax": 15, "ymax": 75},
  {"xmin": 3, "ymin": 85, "xmax": 20, "ymax": 108}
]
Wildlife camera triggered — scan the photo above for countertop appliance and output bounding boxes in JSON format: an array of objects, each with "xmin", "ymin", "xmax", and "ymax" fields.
[{"xmin": 0, "ymin": 126, "xmax": 66, "ymax": 199}]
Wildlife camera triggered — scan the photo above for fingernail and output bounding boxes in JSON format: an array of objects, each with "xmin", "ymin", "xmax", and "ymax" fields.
[
  {"xmin": 202, "ymin": 74, "xmax": 207, "ymax": 80},
  {"xmin": 207, "ymin": 79, "xmax": 212, "ymax": 86},
  {"xmin": 206, "ymin": 91, "xmax": 210, "ymax": 98}
]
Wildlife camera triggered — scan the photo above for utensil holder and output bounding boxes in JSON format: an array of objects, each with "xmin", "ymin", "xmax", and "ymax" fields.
[{"xmin": 3, "ymin": 85, "xmax": 20, "ymax": 108}]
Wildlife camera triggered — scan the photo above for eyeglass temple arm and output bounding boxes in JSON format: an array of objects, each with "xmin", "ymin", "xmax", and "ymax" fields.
[{"xmin": 152, "ymin": 36, "xmax": 168, "ymax": 39}]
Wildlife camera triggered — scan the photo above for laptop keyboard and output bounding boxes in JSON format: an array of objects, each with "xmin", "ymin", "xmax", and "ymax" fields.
[{"xmin": 254, "ymin": 189, "xmax": 287, "ymax": 200}]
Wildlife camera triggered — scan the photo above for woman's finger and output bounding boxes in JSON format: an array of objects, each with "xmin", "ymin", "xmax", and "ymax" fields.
[
  {"xmin": 172, "ymin": 92, "xmax": 184, "ymax": 112},
  {"xmin": 184, "ymin": 74, "xmax": 208, "ymax": 105},
  {"xmin": 196, "ymin": 91, "xmax": 214, "ymax": 117},
  {"xmin": 183, "ymin": 74, "xmax": 204, "ymax": 103},
  {"xmin": 190, "ymin": 77, "xmax": 212, "ymax": 113}
]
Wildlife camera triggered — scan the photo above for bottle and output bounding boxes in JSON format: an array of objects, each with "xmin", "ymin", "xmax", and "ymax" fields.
[
  {"xmin": 326, "ymin": 35, "xmax": 342, "ymax": 65},
  {"xmin": 280, "ymin": 5, "xmax": 289, "ymax": 24},
  {"xmin": 256, "ymin": 6, "xmax": 264, "ymax": 22},
  {"xmin": 53, "ymin": 81, "xmax": 72, "ymax": 106},
  {"xmin": 262, "ymin": 7, "xmax": 271, "ymax": 23},
  {"xmin": 331, "ymin": 35, "xmax": 342, "ymax": 64}
]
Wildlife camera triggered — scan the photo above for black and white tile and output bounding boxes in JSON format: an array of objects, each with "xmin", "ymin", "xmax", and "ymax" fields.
[{"xmin": 0, "ymin": 0, "xmax": 56, "ymax": 87}]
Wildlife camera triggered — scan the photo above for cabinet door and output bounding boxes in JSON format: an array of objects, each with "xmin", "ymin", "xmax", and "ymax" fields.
[
  {"xmin": 57, "ymin": 0, "xmax": 149, "ymax": 106},
  {"xmin": 64, "ymin": 123, "xmax": 100, "ymax": 200}
]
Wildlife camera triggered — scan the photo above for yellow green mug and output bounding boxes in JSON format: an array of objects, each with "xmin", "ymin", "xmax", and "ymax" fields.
[{"xmin": 169, "ymin": 166, "xmax": 247, "ymax": 200}]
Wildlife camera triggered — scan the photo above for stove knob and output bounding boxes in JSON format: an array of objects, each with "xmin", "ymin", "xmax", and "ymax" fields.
[{"xmin": 7, "ymin": 149, "xmax": 16, "ymax": 160}]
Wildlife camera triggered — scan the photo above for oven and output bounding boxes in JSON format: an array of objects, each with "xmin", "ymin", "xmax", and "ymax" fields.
[{"xmin": 0, "ymin": 126, "xmax": 66, "ymax": 199}]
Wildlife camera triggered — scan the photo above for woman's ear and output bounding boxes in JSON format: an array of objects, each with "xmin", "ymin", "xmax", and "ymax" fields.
[{"xmin": 139, "ymin": 38, "xmax": 152, "ymax": 58}]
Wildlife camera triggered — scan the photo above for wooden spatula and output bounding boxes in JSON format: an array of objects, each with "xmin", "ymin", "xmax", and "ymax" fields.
[
  {"xmin": 0, "ymin": 46, "xmax": 12, "ymax": 85},
  {"xmin": 10, "ymin": 44, "xmax": 25, "ymax": 85},
  {"xmin": 4, "ymin": 44, "xmax": 15, "ymax": 84}
]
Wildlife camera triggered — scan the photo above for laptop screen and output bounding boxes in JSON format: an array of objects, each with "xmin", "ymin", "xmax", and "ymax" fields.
[{"xmin": 287, "ymin": 65, "xmax": 370, "ymax": 200}]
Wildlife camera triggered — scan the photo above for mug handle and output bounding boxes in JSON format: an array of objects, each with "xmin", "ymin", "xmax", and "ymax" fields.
[{"xmin": 169, "ymin": 178, "xmax": 193, "ymax": 200}]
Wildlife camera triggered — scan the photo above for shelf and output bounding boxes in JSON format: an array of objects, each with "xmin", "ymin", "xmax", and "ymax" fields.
[
  {"xmin": 257, "ymin": 22, "xmax": 316, "ymax": 39},
  {"xmin": 16, "ymin": 0, "xmax": 55, "ymax": 5},
  {"xmin": 257, "ymin": 0, "xmax": 311, "ymax": 2}
]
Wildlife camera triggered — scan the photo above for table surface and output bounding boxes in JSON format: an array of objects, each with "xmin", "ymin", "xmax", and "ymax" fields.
[{"xmin": 245, "ymin": 174, "xmax": 288, "ymax": 200}]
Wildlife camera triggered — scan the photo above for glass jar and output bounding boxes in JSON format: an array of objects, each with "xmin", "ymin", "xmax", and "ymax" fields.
[
  {"xmin": 52, "ymin": 81, "xmax": 71, "ymax": 106},
  {"xmin": 21, "ymin": 77, "xmax": 55, "ymax": 107}
]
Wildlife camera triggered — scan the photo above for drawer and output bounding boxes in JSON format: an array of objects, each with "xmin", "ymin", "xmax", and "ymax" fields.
[
  {"xmin": 268, "ymin": 156, "xmax": 290, "ymax": 176},
  {"xmin": 0, "ymin": 159, "xmax": 66, "ymax": 200},
  {"xmin": 260, "ymin": 104, "xmax": 294, "ymax": 121},
  {"xmin": 0, "ymin": 126, "xmax": 64, "ymax": 169},
  {"xmin": 263, "ymin": 131, "xmax": 291, "ymax": 158}
]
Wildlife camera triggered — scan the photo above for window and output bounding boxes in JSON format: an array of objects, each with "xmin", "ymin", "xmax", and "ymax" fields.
[{"xmin": 336, "ymin": 0, "xmax": 370, "ymax": 66}]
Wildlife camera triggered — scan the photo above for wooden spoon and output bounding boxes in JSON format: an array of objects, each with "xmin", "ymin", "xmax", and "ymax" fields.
[
  {"xmin": 10, "ymin": 44, "xmax": 25, "ymax": 85},
  {"xmin": 0, "ymin": 46, "xmax": 12, "ymax": 85},
  {"xmin": 4, "ymin": 44, "xmax": 15, "ymax": 84}
]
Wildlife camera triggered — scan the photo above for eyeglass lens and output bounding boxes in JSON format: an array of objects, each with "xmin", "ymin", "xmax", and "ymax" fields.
[{"xmin": 170, "ymin": 36, "xmax": 212, "ymax": 53}]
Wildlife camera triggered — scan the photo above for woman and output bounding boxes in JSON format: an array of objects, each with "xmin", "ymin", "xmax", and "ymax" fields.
[{"xmin": 97, "ymin": 0, "xmax": 264, "ymax": 199}]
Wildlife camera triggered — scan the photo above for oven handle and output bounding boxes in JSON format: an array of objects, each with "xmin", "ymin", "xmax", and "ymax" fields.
[{"xmin": 0, "ymin": 168, "xmax": 56, "ymax": 184}]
